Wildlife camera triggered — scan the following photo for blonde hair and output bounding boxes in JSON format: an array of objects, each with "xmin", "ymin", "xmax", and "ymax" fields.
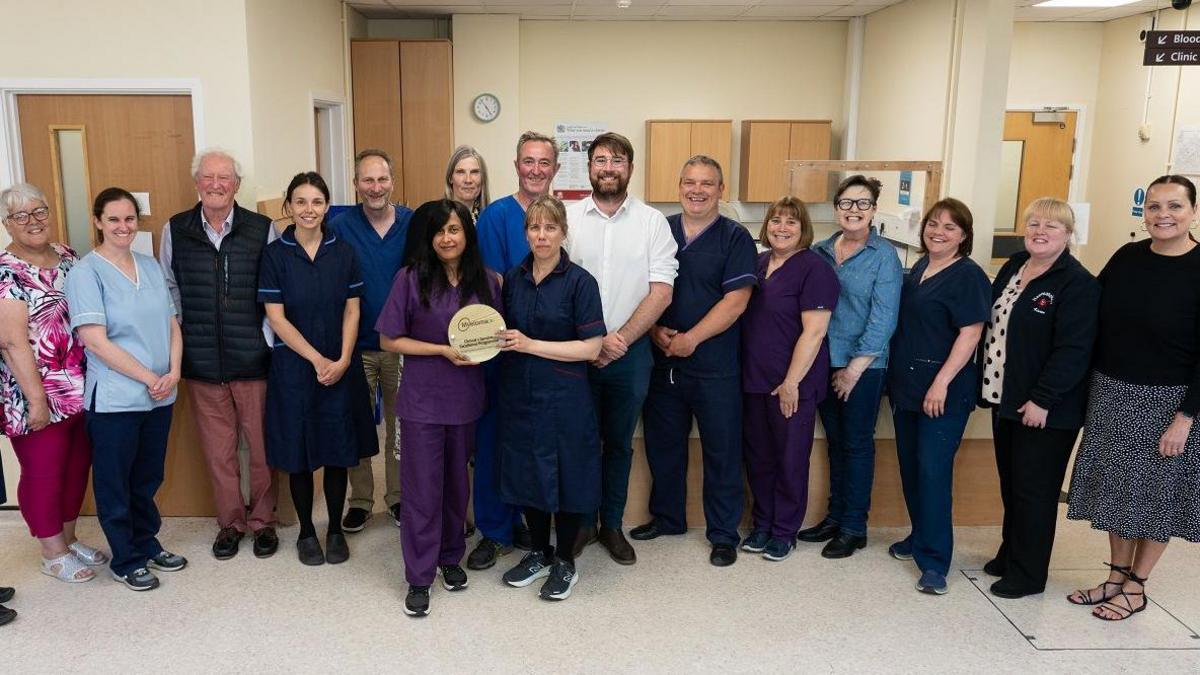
[
  {"xmin": 525, "ymin": 194, "xmax": 568, "ymax": 236},
  {"xmin": 1022, "ymin": 197, "xmax": 1075, "ymax": 234}
]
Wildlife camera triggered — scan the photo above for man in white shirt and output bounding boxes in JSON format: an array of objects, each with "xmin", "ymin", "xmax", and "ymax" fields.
[{"xmin": 566, "ymin": 132, "xmax": 678, "ymax": 564}]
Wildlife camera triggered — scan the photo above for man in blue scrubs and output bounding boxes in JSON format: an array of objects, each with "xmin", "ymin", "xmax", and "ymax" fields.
[
  {"xmin": 329, "ymin": 149, "xmax": 412, "ymax": 533},
  {"xmin": 632, "ymin": 156, "xmax": 757, "ymax": 567},
  {"xmin": 468, "ymin": 131, "xmax": 560, "ymax": 570}
]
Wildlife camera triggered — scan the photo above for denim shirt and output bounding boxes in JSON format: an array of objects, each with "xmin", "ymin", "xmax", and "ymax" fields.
[{"xmin": 812, "ymin": 226, "xmax": 903, "ymax": 369}]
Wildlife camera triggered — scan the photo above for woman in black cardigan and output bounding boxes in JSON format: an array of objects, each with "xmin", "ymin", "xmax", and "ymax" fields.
[{"xmin": 979, "ymin": 197, "xmax": 1100, "ymax": 599}]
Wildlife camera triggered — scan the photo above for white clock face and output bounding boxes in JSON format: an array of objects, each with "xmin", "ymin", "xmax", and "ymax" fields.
[{"xmin": 473, "ymin": 94, "xmax": 500, "ymax": 123}]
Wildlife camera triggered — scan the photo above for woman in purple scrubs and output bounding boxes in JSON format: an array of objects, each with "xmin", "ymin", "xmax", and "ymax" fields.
[
  {"xmin": 741, "ymin": 197, "xmax": 839, "ymax": 562},
  {"xmin": 376, "ymin": 199, "xmax": 501, "ymax": 618}
]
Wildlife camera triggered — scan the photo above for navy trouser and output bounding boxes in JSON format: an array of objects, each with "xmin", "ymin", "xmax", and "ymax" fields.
[
  {"xmin": 642, "ymin": 370, "xmax": 744, "ymax": 547},
  {"xmin": 588, "ymin": 337, "xmax": 653, "ymax": 530},
  {"xmin": 473, "ymin": 363, "xmax": 522, "ymax": 545},
  {"xmin": 817, "ymin": 367, "xmax": 886, "ymax": 537},
  {"xmin": 892, "ymin": 407, "xmax": 970, "ymax": 576},
  {"xmin": 86, "ymin": 404, "xmax": 173, "ymax": 577}
]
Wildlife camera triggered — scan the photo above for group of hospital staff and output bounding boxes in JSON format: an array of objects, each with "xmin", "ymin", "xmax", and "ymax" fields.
[{"xmin": 0, "ymin": 128, "xmax": 1196, "ymax": 623}]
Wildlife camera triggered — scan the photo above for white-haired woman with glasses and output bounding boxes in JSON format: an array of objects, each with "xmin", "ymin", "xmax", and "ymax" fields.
[{"xmin": 0, "ymin": 183, "xmax": 103, "ymax": 583}]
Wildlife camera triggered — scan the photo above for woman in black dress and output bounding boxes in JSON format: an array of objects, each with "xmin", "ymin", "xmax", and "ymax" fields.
[
  {"xmin": 1067, "ymin": 175, "xmax": 1200, "ymax": 621},
  {"xmin": 258, "ymin": 172, "xmax": 378, "ymax": 566}
]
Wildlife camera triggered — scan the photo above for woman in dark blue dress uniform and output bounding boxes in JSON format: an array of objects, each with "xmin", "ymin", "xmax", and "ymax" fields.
[
  {"xmin": 496, "ymin": 195, "xmax": 605, "ymax": 601},
  {"xmin": 258, "ymin": 172, "xmax": 378, "ymax": 567}
]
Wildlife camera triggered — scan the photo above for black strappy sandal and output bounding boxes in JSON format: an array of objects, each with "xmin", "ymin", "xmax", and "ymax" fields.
[
  {"xmin": 1067, "ymin": 562, "xmax": 1131, "ymax": 606},
  {"xmin": 1094, "ymin": 571, "xmax": 1148, "ymax": 621}
]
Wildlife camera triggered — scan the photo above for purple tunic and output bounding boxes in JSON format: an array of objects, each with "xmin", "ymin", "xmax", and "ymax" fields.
[
  {"xmin": 741, "ymin": 249, "xmax": 840, "ymax": 400},
  {"xmin": 375, "ymin": 267, "xmax": 502, "ymax": 425}
]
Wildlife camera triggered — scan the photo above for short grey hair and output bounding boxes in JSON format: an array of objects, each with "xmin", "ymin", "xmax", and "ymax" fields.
[
  {"xmin": 190, "ymin": 148, "xmax": 243, "ymax": 182},
  {"xmin": 0, "ymin": 183, "xmax": 48, "ymax": 221},
  {"xmin": 681, "ymin": 154, "xmax": 724, "ymax": 186}
]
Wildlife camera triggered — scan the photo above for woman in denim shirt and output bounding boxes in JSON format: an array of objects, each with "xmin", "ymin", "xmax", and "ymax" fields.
[{"xmin": 803, "ymin": 175, "xmax": 902, "ymax": 558}]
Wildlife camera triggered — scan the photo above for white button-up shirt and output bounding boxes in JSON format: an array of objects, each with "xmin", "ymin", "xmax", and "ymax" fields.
[{"xmin": 566, "ymin": 195, "xmax": 678, "ymax": 332}]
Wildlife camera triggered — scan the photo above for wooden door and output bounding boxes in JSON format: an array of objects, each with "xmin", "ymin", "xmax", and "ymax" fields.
[
  {"xmin": 16, "ymin": 93, "xmax": 213, "ymax": 517},
  {"xmin": 351, "ymin": 40, "xmax": 404, "ymax": 204},
  {"xmin": 645, "ymin": 121, "xmax": 692, "ymax": 202},
  {"xmin": 690, "ymin": 121, "xmax": 732, "ymax": 198},
  {"xmin": 1002, "ymin": 111, "xmax": 1077, "ymax": 233},
  {"xmin": 788, "ymin": 121, "xmax": 832, "ymax": 204},
  {"xmin": 399, "ymin": 40, "xmax": 453, "ymax": 205}
]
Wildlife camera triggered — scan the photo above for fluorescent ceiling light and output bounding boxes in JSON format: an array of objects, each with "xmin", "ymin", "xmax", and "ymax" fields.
[{"xmin": 1033, "ymin": 0, "xmax": 1140, "ymax": 7}]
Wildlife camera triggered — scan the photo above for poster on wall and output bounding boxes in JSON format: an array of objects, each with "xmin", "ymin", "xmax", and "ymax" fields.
[
  {"xmin": 1172, "ymin": 127, "xmax": 1200, "ymax": 176},
  {"xmin": 552, "ymin": 122, "xmax": 607, "ymax": 201}
]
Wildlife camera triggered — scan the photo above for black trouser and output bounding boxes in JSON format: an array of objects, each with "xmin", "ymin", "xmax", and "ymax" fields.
[
  {"xmin": 992, "ymin": 413, "xmax": 1079, "ymax": 591},
  {"xmin": 524, "ymin": 508, "xmax": 581, "ymax": 565}
]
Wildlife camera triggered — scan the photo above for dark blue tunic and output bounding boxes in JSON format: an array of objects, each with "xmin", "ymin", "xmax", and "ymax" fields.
[
  {"xmin": 257, "ymin": 226, "xmax": 379, "ymax": 473},
  {"xmin": 497, "ymin": 250, "xmax": 606, "ymax": 513},
  {"xmin": 887, "ymin": 256, "xmax": 991, "ymax": 415}
]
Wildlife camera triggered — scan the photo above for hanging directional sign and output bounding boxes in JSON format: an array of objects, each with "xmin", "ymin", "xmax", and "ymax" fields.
[{"xmin": 1144, "ymin": 30, "xmax": 1200, "ymax": 66}]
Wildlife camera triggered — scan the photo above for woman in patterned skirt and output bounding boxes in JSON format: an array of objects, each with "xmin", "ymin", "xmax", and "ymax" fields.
[{"xmin": 1067, "ymin": 174, "xmax": 1200, "ymax": 621}]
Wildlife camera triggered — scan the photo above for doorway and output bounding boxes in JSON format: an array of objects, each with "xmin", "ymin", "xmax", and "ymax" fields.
[
  {"xmin": 993, "ymin": 110, "xmax": 1078, "ymax": 259},
  {"xmin": 6, "ymin": 92, "xmax": 213, "ymax": 517}
]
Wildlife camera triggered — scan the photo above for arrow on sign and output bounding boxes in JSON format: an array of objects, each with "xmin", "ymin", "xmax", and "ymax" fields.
[
  {"xmin": 1157, "ymin": 53, "xmax": 1165, "ymax": 63},
  {"xmin": 1159, "ymin": 35, "xmax": 1168, "ymax": 45}
]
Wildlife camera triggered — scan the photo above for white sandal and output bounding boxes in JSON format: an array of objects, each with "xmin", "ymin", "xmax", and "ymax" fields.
[
  {"xmin": 68, "ymin": 541, "xmax": 110, "ymax": 566},
  {"xmin": 41, "ymin": 552, "xmax": 96, "ymax": 583}
]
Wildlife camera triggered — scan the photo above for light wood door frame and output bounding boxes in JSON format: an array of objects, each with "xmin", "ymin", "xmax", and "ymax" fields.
[
  {"xmin": 0, "ymin": 78, "xmax": 206, "ymax": 189},
  {"xmin": 310, "ymin": 93, "xmax": 348, "ymax": 203}
]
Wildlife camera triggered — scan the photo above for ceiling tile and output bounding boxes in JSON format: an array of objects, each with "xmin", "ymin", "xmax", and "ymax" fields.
[{"xmin": 743, "ymin": 5, "xmax": 844, "ymax": 18}]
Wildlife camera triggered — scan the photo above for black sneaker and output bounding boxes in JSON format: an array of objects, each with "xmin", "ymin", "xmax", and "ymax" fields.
[
  {"xmin": 404, "ymin": 585, "xmax": 431, "ymax": 617},
  {"xmin": 147, "ymin": 550, "xmax": 188, "ymax": 572},
  {"xmin": 502, "ymin": 551, "xmax": 552, "ymax": 587},
  {"xmin": 466, "ymin": 538, "xmax": 513, "ymax": 570},
  {"xmin": 342, "ymin": 508, "xmax": 371, "ymax": 533},
  {"xmin": 539, "ymin": 561, "xmax": 578, "ymax": 601},
  {"xmin": 390, "ymin": 504, "xmax": 402, "ymax": 528},
  {"xmin": 111, "ymin": 567, "xmax": 160, "ymax": 591},
  {"xmin": 439, "ymin": 565, "xmax": 469, "ymax": 591},
  {"xmin": 0, "ymin": 604, "xmax": 14, "ymax": 626}
]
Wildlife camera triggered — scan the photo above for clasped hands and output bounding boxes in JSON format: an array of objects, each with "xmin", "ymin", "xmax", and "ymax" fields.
[{"xmin": 649, "ymin": 325, "xmax": 697, "ymax": 359}]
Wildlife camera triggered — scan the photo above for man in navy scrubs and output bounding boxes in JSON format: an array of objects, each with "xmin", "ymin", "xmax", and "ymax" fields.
[
  {"xmin": 330, "ymin": 149, "xmax": 412, "ymax": 533},
  {"xmin": 631, "ymin": 156, "xmax": 757, "ymax": 566},
  {"xmin": 467, "ymin": 131, "xmax": 560, "ymax": 570}
]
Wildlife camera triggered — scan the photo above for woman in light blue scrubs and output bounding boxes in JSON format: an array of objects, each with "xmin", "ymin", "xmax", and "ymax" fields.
[{"xmin": 66, "ymin": 187, "xmax": 186, "ymax": 592}]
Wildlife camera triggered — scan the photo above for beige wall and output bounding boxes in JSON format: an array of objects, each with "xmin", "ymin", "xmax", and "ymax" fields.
[
  {"xmin": 1078, "ymin": 11, "xmax": 1193, "ymax": 272},
  {"xmin": 244, "ymin": 0, "xmax": 348, "ymax": 202},
  {"xmin": 454, "ymin": 15, "xmax": 523, "ymax": 201},
  {"xmin": 856, "ymin": 0, "xmax": 956, "ymax": 225},
  {"xmin": 515, "ymin": 20, "xmax": 848, "ymax": 201}
]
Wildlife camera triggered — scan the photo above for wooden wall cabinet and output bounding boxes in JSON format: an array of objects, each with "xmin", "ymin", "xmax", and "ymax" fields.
[
  {"xmin": 644, "ymin": 120, "xmax": 733, "ymax": 202},
  {"xmin": 350, "ymin": 39, "xmax": 454, "ymax": 205},
  {"xmin": 738, "ymin": 120, "xmax": 832, "ymax": 203}
]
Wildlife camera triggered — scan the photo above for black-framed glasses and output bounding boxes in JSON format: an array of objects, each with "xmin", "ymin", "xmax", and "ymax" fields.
[
  {"xmin": 5, "ymin": 207, "xmax": 50, "ymax": 227},
  {"xmin": 835, "ymin": 199, "xmax": 875, "ymax": 211}
]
